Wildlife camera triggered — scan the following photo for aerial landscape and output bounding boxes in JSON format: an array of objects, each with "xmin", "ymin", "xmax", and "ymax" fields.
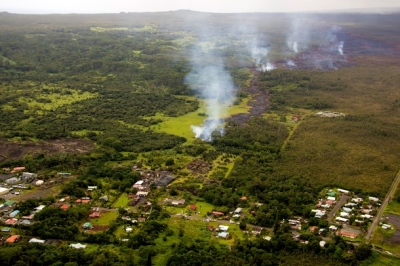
[{"xmin": 1, "ymin": 1, "xmax": 400, "ymax": 265}]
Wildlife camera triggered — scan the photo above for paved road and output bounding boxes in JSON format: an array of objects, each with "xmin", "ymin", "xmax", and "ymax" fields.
[
  {"xmin": 366, "ymin": 170, "xmax": 400, "ymax": 240},
  {"xmin": 327, "ymin": 195, "xmax": 350, "ymax": 223}
]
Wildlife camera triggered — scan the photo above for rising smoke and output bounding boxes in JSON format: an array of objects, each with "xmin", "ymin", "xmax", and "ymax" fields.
[
  {"xmin": 185, "ymin": 15, "xmax": 347, "ymax": 141},
  {"xmin": 286, "ymin": 16, "xmax": 311, "ymax": 54},
  {"xmin": 185, "ymin": 49, "xmax": 235, "ymax": 141},
  {"xmin": 247, "ymin": 38, "xmax": 276, "ymax": 72}
]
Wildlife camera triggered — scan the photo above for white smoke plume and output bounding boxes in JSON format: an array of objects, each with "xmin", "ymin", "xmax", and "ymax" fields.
[
  {"xmin": 338, "ymin": 41, "xmax": 344, "ymax": 56},
  {"xmin": 185, "ymin": 59, "xmax": 235, "ymax": 141},
  {"xmin": 286, "ymin": 16, "xmax": 311, "ymax": 53},
  {"xmin": 247, "ymin": 38, "xmax": 275, "ymax": 72}
]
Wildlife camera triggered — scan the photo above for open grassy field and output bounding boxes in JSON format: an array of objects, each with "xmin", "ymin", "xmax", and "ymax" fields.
[
  {"xmin": 19, "ymin": 88, "xmax": 98, "ymax": 113},
  {"xmin": 150, "ymin": 96, "xmax": 250, "ymax": 145}
]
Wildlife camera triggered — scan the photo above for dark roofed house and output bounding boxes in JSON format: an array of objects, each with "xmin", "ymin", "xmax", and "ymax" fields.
[{"xmin": 155, "ymin": 174, "xmax": 176, "ymax": 186}]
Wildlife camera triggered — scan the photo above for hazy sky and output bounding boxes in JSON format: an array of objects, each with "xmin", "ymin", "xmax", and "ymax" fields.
[{"xmin": 2, "ymin": 0, "xmax": 400, "ymax": 14}]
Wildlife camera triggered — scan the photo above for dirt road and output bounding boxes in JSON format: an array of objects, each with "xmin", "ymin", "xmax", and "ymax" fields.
[{"xmin": 366, "ymin": 170, "xmax": 400, "ymax": 240}]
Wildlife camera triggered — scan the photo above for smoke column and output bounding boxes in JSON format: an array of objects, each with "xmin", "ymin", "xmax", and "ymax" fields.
[
  {"xmin": 185, "ymin": 55, "xmax": 235, "ymax": 141},
  {"xmin": 247, "ymin": 38, "xmax": 275, "ymax": 71},
  {"xmin": 338, "ymin": 41, "xmax": 344, "ymax": 55}
]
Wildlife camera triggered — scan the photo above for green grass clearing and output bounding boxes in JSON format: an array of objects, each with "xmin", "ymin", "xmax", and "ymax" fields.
[
  {"xmin": 385, "ymin": 201, "xmax": 400, "ymax": 215},
  {"xmin": 91, "ymin": 211, "xmax": 118, "ymax": 226},
  {"xmin": 113, "ymin": 193, "xmax": 129, "ymax": 208}
]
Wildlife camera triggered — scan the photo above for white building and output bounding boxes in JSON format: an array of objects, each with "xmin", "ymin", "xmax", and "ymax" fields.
[
  {"xmin": 338, "ymin": 189, "xmax": 350, "ymax": 194},
  {"xmin": 29, "ymin": 238, "xmax": 45, "ymax": 244},
  {"xmin": 335, "ymin": 217, "xmax": 348, "ymax": 223}
]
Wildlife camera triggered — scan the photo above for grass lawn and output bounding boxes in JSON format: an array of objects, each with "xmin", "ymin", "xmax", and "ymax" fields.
[
  {"xmin": 367, "ymin": 252, "xmax": 400, "ymax": 266},
  {"xmin": 385, "ymin": 201, "xmax": 400, "ymax": 215},
  {"xmin": 371, "ymin": 227, "xmax": 400, "ymax": 254},
  {"xmin": 150, "ymin": 96, "xmax": 251, "ymax": 145},
  {"xmin": 193, "ymin": 201, "xmax": 215, "ymax": 216},
  {"xmin": 91, "ymin": 211, "xmax": 118, "ymax": 226},
  {"xmin": 113, "ymin": 193, "xmax": 129, "ymax": 208}
]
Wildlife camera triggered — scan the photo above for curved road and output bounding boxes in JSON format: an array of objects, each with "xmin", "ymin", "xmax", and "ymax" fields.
[{"xmin": 366, "ymin": 170, "xmax": 400, "ymax": 240}]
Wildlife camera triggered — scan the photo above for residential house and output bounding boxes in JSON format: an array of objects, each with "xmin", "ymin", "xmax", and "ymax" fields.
[
  {"xmin": 34, "ymin": 205, "xmax": 46, "ymax": 212},
  {"xmin": 5, "ymin": 177, "xmax": 20, "ymax": 184},
  {"xmin": 338, "ymin": 189, "xmax": 350, "ymax": 194},
  {"xmin": 5, "ymin": 218, "xmax": 18, "ymax": 225},
  {"xmin": 369, "ymin": 196, "xmax": 379, "ymax": 202},
  {"xmin": 218, "ymin": 225, "xmax": 229, "ymax": 231},
  {"xmin": 21, "ymin": 172, "xmax": 37, "ymax": 180},
  {"xmin": 189, "ymin": 205, "xmax": 197, "ymax": 211},
  {"xmin": 336, "ymin": 231, "xmax": 357, "ymax": 239},
  {"xmin": 352, "ymin": 198, "xmax": 363, "ymax": 203},
  {"xmin": 99, "ymin": 196, "xmax": 109, "ymax": 202},
  {"xmin": 138, "ymin": 217, "xmax": 146, "ymax": 223},
  {"xmin": 252, "ymin": 227, "xmax": 263, "ymax": 235},
  {"xmin": 9, "ymin": 210, "xmax": 20, "ymax": 218},
  {"xmin": 89, "ymin": 212, "xmax": 101, "ymax": 219},
  {"xmin": 1, "ymin": 227, "xmax": 11, "ymax": 232},
  {"xmin": 6, "ymin": 235, "xmax": 20, "ymax": 243},
  {"xmin": 329, "ymin": 225, "xmax": 338, "ymax": 231},
  {"xmin": 136, "ymin": 191, "xmax": 149, "ymax": 198},
  {"xmin": 171, "ymin": 199, "xmax": 186, "ymax": 206},
  {"xmin": 60, "ymin": 204, "xmax": 70, "ymax": 211},
  {"xmin": 12, "ymin": 167, "xmax": 25, "ymax": 173},
  {"xmin": 133, "ymin": 180, "xmax": 144, "ymax": 190},
  {"xmin": 29, "ymin": 238, "xmax": 45, "ymax": 244},
  {"xmin": 234, "ymin": 208, "xmax": 242, "ymax": 214},
  {"xmin": 83, "ymin": 222, "xmax": 93, "ymax": 229},
  {"xmin": 218, "ymin": 232, "xmax": 229, "ymax": 239},
  {"xmin": 212, "ymin": 211, "xmax": 224, "ymax": 217},
  {"xmin": 342, "ymin": 207, "xmax": 352, "ymax": 213},
  {"xmin": 4, "ymin": 200, "xmax": 15, "ymax": 207},
  {"xmin": 69, "ymin": 243, "xmax": 87, "ymax": 249},
  {"xmin": 335, "ymin": 217, "xmax": 348, "ymax": 223},
  {"xmin": 339, "ymin": 212, "xmax": 350, "ymax": 218},
  {"xmin": 87, "ymin": 186, "xmax": 97, "ymax": 191},
  {"xmin": 22, "ymin": 214, "xmax": 35, "ymax": 220},
  {"xmin": 20, "ymin": 220, "xmax": 32, "ymax": 226}
]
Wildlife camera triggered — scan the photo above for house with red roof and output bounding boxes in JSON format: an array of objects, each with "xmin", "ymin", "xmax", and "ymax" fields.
[
  {"xmin": 60, "ymin": 204, "xmax": 70, "ymax": 211},
  {"xmin": 6, "ymin": 235, "xmax": 20, "ymax": 243},
  {"xmin": 212, "ymin": 211, "xmax": 224, "ymax": 217},
  {"xmin": 336, "ymin": 231, "xmax": 358, "ymax": 239},
  {"xmin": 5, "ymin": 218, "xmax": 18, "ymax": 225},
  {"xmin": 89, "ymin": 212, "xmax": 100, "ymax": 219},
  {"xmin": 11, "ymin": 167, "xmax": 25, "ymax": 173},
  {"xmin": 189, "ymin": 205, "xmax": 197, "ymax": 211}
]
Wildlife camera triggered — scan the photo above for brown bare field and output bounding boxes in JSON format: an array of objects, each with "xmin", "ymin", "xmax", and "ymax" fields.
[{"xmin": 0, "ymin": 138, "xmax": 95, "ymax": 162}]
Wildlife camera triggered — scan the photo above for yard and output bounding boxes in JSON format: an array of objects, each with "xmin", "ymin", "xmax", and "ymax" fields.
[
  {"xmin": 90, "ymin": 211, "xmax": 118, "ymax": 226},
  {"xmin": 112, "ymin": 193, "xmax": 129, "ymax": 208}
]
